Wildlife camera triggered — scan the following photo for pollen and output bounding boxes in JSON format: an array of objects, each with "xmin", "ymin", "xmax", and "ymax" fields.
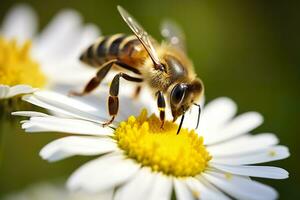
[
  {"xmin": 0, "ymin": 37, "xmax": 46, "ymax": 87},
  {"xmin": 114, "ymin": 109, "xmax": 212, "ymax": 177}
]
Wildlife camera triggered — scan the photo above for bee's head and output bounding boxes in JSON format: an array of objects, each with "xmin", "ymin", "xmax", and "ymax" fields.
[{"xmin": 170, "ymin": 79, "xmax": 203, "ymax": 121}]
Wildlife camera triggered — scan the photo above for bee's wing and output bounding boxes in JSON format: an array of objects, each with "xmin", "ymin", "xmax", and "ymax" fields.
[
  {"xmin": 117, "ymin": 6, "xmax": 161, "ymax": 66},
  {"xmin": 161, "ymin": 20, "xmax": 186, "ymax": 52}
]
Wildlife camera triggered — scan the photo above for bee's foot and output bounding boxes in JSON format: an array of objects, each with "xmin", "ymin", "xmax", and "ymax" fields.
[
  {"xmin": 102, "ymin": 116, "xmax": 115, "ymax": 127},
  {"xmin": 68, "ymin": 91, "xmax": 85, "ymax": 97},
  {"xmin": 160, "ymin": 121, "xmax": 165, "ymax": 129},
  {"xmin": 101, "ymin": 123, "xmax": 109, "ymax": 128}
]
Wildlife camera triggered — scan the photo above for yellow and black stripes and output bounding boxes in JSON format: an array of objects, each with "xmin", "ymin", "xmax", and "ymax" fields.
[
  {"xmin": 109, "ymin": 35, "xmax": 127, "ymax": 56},
  {"xmin": 79, "ymin": 34, "xmax": 142, "ymax": 67}
]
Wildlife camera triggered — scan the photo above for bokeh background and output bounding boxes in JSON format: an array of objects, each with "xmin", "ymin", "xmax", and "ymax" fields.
[{"xmin": 0, "ymin": 0, "xmax": 299, "ymax": 199}]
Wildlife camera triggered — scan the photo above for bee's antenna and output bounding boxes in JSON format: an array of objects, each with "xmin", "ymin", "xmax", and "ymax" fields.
[
  {"xmin": 193, "ymin": 103, "xmax": 201, "ymax": 129},
  {"xmin": 177, "ymin": 111, "xmax": 185, "ymax": 135}
]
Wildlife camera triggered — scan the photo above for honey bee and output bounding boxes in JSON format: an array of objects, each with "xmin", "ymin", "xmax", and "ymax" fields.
[{"xmin": 70, "ymin": 6, "xmax": 204, "ymax": 134}]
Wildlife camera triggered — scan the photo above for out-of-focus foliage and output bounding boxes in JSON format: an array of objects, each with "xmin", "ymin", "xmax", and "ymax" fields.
[{"xmin": 0, "ymin": 0, "xmax": 299, "ymax": 199}]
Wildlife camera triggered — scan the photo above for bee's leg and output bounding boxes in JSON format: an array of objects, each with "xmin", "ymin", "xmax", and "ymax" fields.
[
  {"xmin": 103, "ymin": 73, "xmax": 143, "ymax": 126},
  {"xmin": 69, "ymin": 60, "xmax": 116, "ymax": 96},
  {"xmin": 69, "ymin": 60, "xmax": 141, "ymax": 96},
  {"xmin": 133, "ymin": 85, "xmax": 142, "ymax": 99},
  {"xmin": 156, "ymin": 91, "xmax": 166, "ymax": 128}
]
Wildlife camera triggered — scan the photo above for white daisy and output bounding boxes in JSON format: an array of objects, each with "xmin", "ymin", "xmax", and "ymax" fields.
[
  {"xmin": 0, "ymin": 4, "xmax": 100, "ymax": 99},
  {"xmin": 13, "ymin": 90, "xmax": 289, "ymax": 200}
]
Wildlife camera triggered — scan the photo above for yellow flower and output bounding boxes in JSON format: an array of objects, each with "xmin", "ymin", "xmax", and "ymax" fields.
[{"xmin": 0, "ymin": 4, "xmax": 100, "ymax": 100}]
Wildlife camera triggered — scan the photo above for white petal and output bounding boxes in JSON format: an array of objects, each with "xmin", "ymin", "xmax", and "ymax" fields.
[
  {"xmin": 183, "ymin": 103, "xmax": 202, "ymax": 130},
  {"xmin": 22, "ymin": 91, "xmax": 111, "ymax": 125},
  {"xmin": 207, "ymin": 133, "xmax": 279, "ymax": 156},
  {"xmin": 21, "ymin": 116, "xmax": 113, "ymax": 136},
  {"xmin": 173, "ymin": 179, "xmax": 195, "ymax": 200},
  {"xmin": 1, "ymin": 4, "xmax": 37, "ymax": 42},
  {"xmin": 205, "ymin": 112, "xmax": 263, "ymax": 145},
  {"xmin": 137, "ymin": 88, "xmax": 158, "ymax": 114},
  {"xmin": 40, "ymin": 136, "xmax": 117, "ymax": 162},
  {"xmin": 118, "ymin": 90, "xmax": 154, "ymax": 121},
  {"xmin": 19, "ymin": 124, "xmax": 49, "ymax": 133},
  {"xmin": 0, "ymin": 84, "xmax": 34, "ymax": 99},
  {"xmin": 211, "ymin": 145, "xmax": 290, "ymax": 165},
  {"xmin": 185, "ymin": 177, "xmax": 230, "ymax": 200},
  {"xmin": 114, "ymin": 168, "xmax": 153, "ymax": 200},
  {"xmin": 6, "ymin": 85, "xmax": 35, "ymax": 98},
  {"xmin": 46, "ymin": 66, "xmax": 96, "ymax": 86},
  {"xmin": 33, "ymin": 9, "xmax": 82, "ymax": 59},
  {"xmin": 197, "ymin": 97, "xmax": 237, "ymax": 137},
  {"xmin": 197, "ymin": 176, "xmax": 231, "ymax": 200},
  {"xmin": 211, "ymin": 163, "xmax": 289, "ymax": 179},
  {"xmin": 12, "ymin": 111, "xmax": 49, "ymax": 117},
  {"xmin": 69, "ymin": 83, "xmax": 155, "ymax": 122},
  {"xmin": 202, "ymin": 170, "xmax": 278, "ymax": 200},
  {"xmin": 114, "ymin": 169, "xmax": 172, "ymax": 200},
  {"xmin": 180, "ymin": 96, "xmax": 205, "ymax": 126},
  {"xmin": 64, "ymin": 24, "xmax": 100, "ymax": 61},
  {"xmin": 147, "ymin": 173, "xmax": 172, "ymax": 200},
  {"xmin": 23, "ymin": 90, "xmax": 151, "ymax": 125},
  {"xmin": 0, "ymin": 85, "xmax": 10, "ymax": 99},
  {"xmin": 67, "ymin": 153, "xmax": 139, "ymax": 193}
]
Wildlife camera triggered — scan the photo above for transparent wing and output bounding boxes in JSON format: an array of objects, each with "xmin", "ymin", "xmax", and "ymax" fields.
[
  {"xmin": 117, "ymin": 6, "xmax": 161, "ymax": 65},
  {"xmin": 161, "ymin": 20, "xmax": 186, "ymax": 51}
]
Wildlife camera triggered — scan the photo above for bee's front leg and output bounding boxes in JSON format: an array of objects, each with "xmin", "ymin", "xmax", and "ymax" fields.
[{"xmin": 156, "ymin": 91, "xmax": 166, "ymax": 129}]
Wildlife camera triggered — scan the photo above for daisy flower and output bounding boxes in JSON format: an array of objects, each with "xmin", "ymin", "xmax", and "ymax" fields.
[
  {"xmin": 14, "ymin": 89, "xmax": 289, "ymax": 200},
  {"xmin": 0, "ymin": 4, "xmax": 100, "ymax": 100}
]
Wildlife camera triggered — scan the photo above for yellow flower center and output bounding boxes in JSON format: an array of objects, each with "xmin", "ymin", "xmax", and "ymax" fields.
[
  {"xmin": 0, "ymin": 37, "xmax": 46, "ymax": 87},
  {"xmin": 114, "ymin": 109, "xmax": 212, "ymax": 177}
]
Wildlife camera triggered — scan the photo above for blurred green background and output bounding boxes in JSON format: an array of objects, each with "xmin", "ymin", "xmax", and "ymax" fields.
[{"xmin": 0, "ymin": 0, "xmax": 299, "ymax": 199}]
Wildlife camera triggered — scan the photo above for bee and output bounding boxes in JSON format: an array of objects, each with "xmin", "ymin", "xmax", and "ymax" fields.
[{"xmin": 70, "ymin": 6, "xmax": 204, "ymax": 134}]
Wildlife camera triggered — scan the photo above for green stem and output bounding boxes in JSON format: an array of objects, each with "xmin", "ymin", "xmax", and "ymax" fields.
[{"xmin": 0, "ymin": 100, "xmax": 8, "ymax": 168}]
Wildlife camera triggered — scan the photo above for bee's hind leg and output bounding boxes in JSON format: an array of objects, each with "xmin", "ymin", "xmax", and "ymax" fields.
[
  {"xmin": 103, "ymin": 72, "xmax": 143, "ymax": 126},
  {"xmin": 69, "ymin": 77, "xmax": 102, "ymax": 97},
  {"xmin": 156, "ymin": 91, "xmax": 166, "ymax": 129},
  {"xmin": 69, "ymin": 60, "xmax": 116, "ymax": 97}
]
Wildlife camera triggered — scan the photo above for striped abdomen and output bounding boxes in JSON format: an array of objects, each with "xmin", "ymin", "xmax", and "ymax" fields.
[{"xmin": 80, "ymin": 34, "xmax": 147, "ymax": 67}]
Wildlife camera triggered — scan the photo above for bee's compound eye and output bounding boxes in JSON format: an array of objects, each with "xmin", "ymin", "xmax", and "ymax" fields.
[{"xmin": 171, "ymin": 84, "xmax": 187, "ymax": 105}]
